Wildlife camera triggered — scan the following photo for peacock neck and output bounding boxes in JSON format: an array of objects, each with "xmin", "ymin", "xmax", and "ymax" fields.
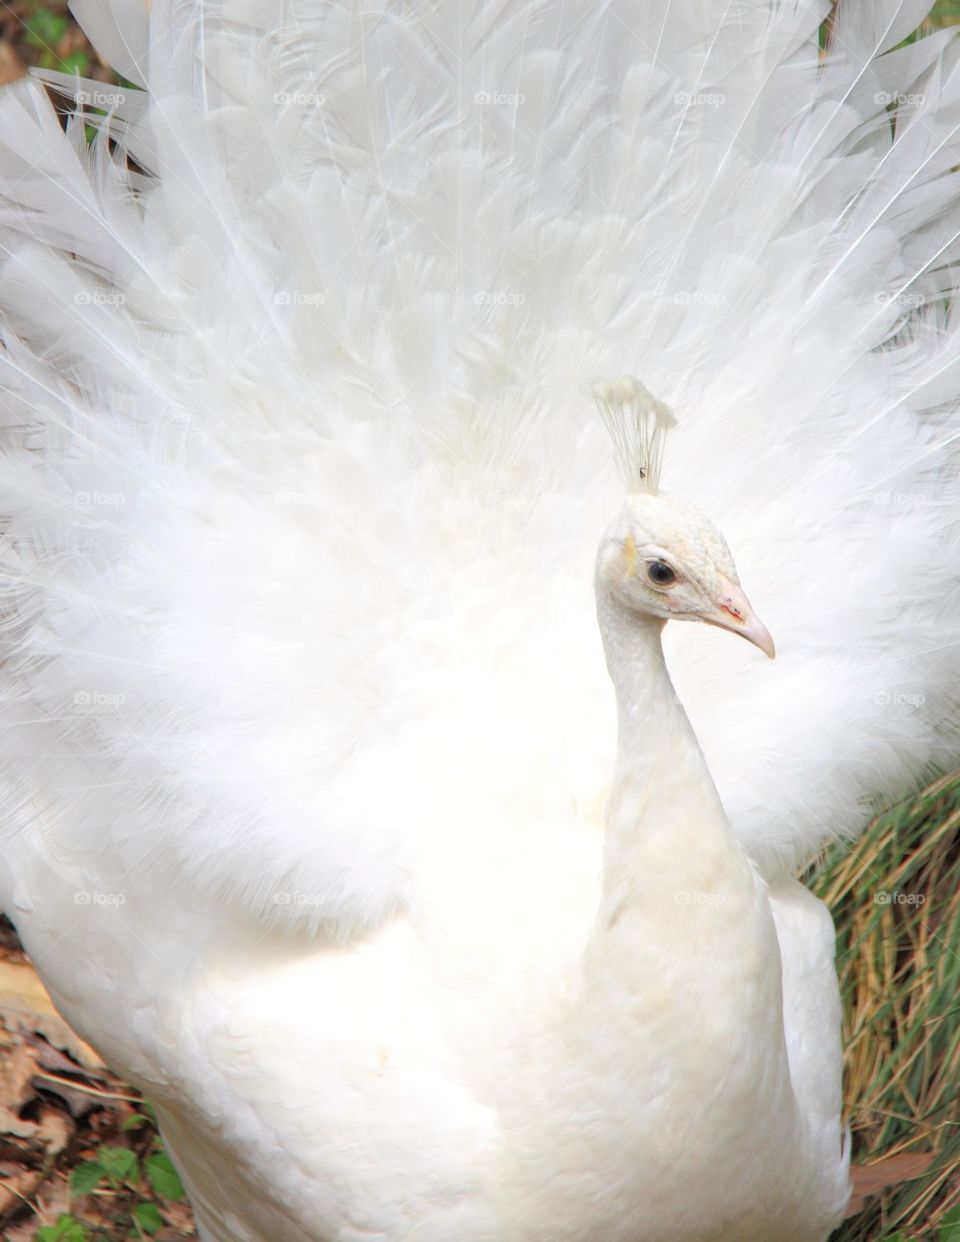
[{"xmin": 595, "ymin": 587, "xmax": 743, "ymax": 916}]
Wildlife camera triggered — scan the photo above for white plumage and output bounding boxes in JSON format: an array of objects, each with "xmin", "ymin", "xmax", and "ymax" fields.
[{"xmin": 1, "ymin": 0, "xmax": 958, "ymax": 1237}]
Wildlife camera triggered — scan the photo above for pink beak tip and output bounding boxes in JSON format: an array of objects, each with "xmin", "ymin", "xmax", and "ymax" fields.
[{"xmin": 717, "ymin": 581, "xmax": 776, "ymax": 660}]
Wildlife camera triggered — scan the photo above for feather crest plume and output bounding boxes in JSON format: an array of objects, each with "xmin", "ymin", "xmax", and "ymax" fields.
[{"xmin": 591, "ymin": 376, "xmax": 677, "ymax": 494}]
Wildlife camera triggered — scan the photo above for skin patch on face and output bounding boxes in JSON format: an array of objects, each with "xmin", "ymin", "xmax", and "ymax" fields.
[{"xmin": 623, "ymin": 533, "xmax": 638, "ymax": 576}]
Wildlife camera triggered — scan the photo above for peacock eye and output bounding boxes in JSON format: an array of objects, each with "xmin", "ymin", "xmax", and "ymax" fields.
[{"xmin": 647, "ymin": 560, "xmax": 677, "ymax": 587}]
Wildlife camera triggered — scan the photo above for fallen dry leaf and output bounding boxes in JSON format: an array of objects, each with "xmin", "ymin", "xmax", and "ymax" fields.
[
  {"xmin": 0, "ymin": 958, "xmax": 104, "ymax": 1071},
  {"xmin": 0, "ymin": 42, "xmax": 23, "ymax": 85},
  {"xmin": 846, "ymin": 1151, "xmax": 937, "ymax": 1217}
]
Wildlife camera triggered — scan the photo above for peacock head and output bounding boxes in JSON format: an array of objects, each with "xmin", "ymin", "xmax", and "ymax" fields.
[
  {"xmin": 595, "ymin": 491, "xmax": 775, "ymax": 658},
  {"xmin": 591, "ymin": 376, "xmax": 774, "ymax": 658}
]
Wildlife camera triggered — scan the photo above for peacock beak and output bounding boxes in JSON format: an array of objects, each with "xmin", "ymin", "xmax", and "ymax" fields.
[{"xmin": 706, "ymin": 578, "xmax": 776, "ymax": 659}]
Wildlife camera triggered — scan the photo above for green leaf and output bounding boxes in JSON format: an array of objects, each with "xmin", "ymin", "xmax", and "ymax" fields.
[
  {"xmin": 121, "ymin": 1113, "xmax": 152, "ymax": 1131},
  {"xmin": 70, "ymin": 1161, "xmax": 106, "ymax": 1196},
  {"xmin": 58, "ymin": 51, "xmax": 90, "ymax": 75},
  {"xmin": 145, "ymin": 1150, "xmax": 185, "ymax": 1201},
  {"xmin": 97, "ymin": 1145, "xmax": 139, "ymax": 1187},
  {"xmin": 940, "ymin": 1206, "xmax": 960, "ymax": 1240},
  {"xmin": 132, "ymin": 1201, "xmax": 165, "ymax": 1234},
  {"xmin": 36, "ymin": 1214, "xmax": 90, "ymax": 1242},
  {"xmin": 24, "ymin": 11, "xmax": 68, "ymax": 53}
]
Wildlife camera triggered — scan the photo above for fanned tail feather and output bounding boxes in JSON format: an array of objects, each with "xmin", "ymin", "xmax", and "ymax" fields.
[{"xmin": 1, "ymin": 0, "xmax": 959, "ymax": 942}]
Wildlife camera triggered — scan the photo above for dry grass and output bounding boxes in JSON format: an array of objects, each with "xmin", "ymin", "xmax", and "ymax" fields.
[{"xmin": 813, "ymin": 773, "xmax": 960, "ymax": 1240}]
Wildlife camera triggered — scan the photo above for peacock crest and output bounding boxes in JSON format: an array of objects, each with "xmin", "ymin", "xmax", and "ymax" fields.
[{"xmin": 590, "ymin": 376, "xmax": 676, "ymax": 495}]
